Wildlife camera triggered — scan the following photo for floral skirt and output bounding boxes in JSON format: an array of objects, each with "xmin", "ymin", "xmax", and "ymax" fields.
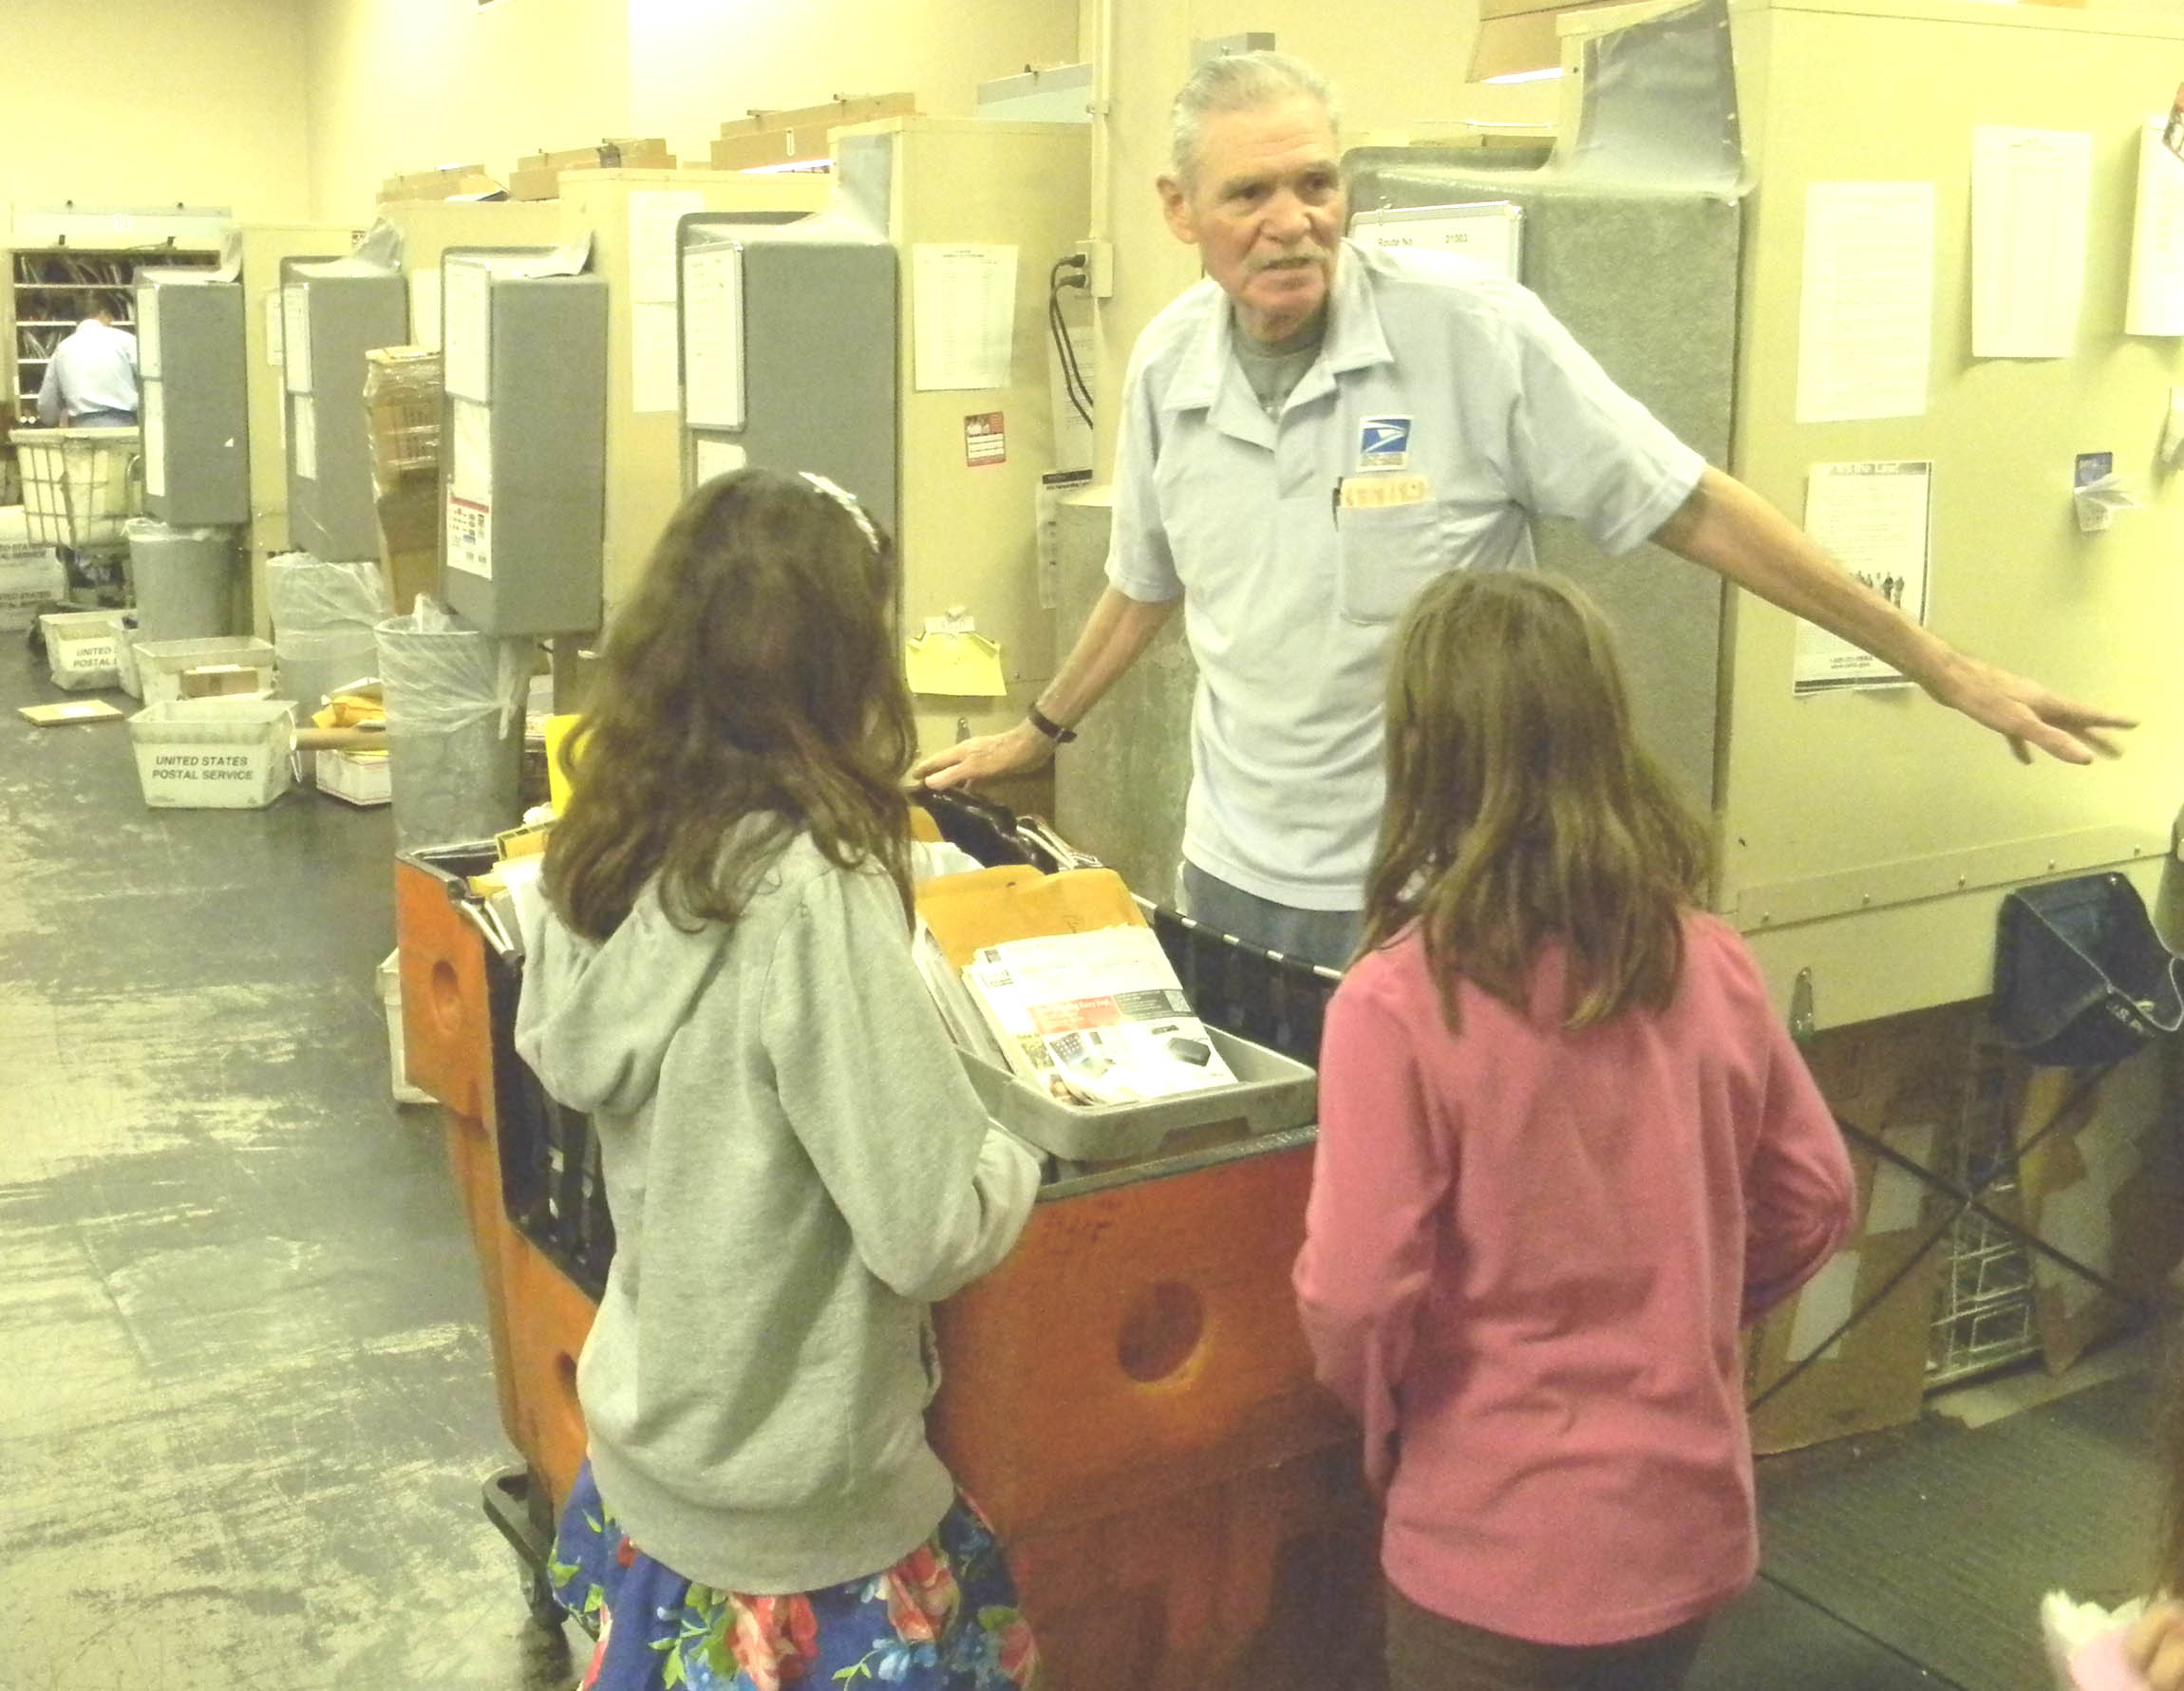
[{"xmin": 548, "ymin": 1460, "xmax": 1041, "ymax": 1691}]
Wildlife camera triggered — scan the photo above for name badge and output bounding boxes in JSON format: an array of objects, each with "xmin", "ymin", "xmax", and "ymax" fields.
[
  {"xmin": 1338, "ymin": 474, "xmax": 1431, "ymax": 512},
  {"xmin": 1359, "ymin": 415, "xmax": 1412, "ymax": 468}
]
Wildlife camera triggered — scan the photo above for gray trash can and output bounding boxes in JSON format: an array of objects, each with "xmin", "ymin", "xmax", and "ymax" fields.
[
  {"xmin": 375, "ymin": 596, "xmax": 530, "ymax": 852},
  {"xmin": 125, "ymin": 519, "xmax": 237, "ymax": 646}
]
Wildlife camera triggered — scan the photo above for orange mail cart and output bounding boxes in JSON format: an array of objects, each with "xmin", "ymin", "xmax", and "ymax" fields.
[{"xmin": 395, "ymin": 839, "xmax": 1378, "ymax": 1688}]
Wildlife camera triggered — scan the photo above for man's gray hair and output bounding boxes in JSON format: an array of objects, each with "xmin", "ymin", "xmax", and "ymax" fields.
[{"xmin": 1170, "ymin": 51, "xmax": 1341, "ymax": 188}]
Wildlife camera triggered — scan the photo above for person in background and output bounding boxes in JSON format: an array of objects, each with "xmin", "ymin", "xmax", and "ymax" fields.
[
  {"xmin": 35, "ymin": 300, "xmax": 138, "ymax": 427},
  {"xmin": 517, "ymin": 467, "xmax": 1044, "ymax": 1691},
  {"xmin": 913, "ymin": 51, "xmax": 2132, "ymax": 968},
  {"xmin": 1294, "ymin": 571, "xmax": 1857, "ymax": 1690}
]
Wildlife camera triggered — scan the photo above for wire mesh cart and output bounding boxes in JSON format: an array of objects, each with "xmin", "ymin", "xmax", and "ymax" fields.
[{"xmin": 9, "ymin": 427, "xmax": 141, "ymax": 599}]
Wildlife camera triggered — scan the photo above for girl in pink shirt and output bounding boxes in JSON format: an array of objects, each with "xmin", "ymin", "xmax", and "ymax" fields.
[{"xmin": 1294, "ymin": 571, "xmax": 1855, "ymax": 1691}]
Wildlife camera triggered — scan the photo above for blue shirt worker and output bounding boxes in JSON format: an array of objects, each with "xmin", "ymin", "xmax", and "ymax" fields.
[
  {"xmin": 914, "ymin": 51, "xmax": 2132, "ymax": 968},
  {"xmin": 36, "ymin": 304, "xmax": 139, "ymax": 428}
]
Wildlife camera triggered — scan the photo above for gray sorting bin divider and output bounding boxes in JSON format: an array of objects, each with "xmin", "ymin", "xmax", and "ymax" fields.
[{"xmin": 955, "ymin": 1026, "xmax": 1317, "ymax": 1162}]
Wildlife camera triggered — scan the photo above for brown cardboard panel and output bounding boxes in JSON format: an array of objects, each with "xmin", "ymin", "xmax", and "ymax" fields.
[
  {"xmin": 19, "ymin": 700, "xmax": 124, "ymax": 725},
  {"xmin": 1743, "ymin": 1003, "xmax": 1985, "ymax": 1455},
  {"xmin": 2018, "ymin": 1046, "xmax": 2184, "ymax": 1372}
]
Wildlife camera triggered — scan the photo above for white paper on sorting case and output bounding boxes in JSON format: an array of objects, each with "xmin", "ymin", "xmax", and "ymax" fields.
[
  {"xmin": 282, "ymin": 283, "xmax": 313, "ymax": 394},
  {"xmin": 292, "ymin": 395, "xmax": 318, "ymax": 481},
  {"xmin": 450, "ymin": 398, "xmax": 494, "ymax": 503},
  {"xmin": 135, "ymin": 291, "xmax": 161, "ymax": 380},
  {"xmin": 631, "ymin": 301, "xmax": 680, "ymax": 415},
  {"xmin": 263, "ymin": 291, "xmax": 284, "ymax": 366},
  {"xmin": 681, "ymin": 245, "xmax": 744, "ymax": 429},
  {"xmin": 442, "ymin": 259, "xmax": 492, "ymax": 402},
  {"xmin": 1794, "ymin": 460, "xmax": 1932, "ymax": 694},
  {"xmin": 913, "ymin": 243, "xmax": 1018, "ymax": 392},
  {"xmin": 1971, "ymin": 124, "xmax": 2092, "ymax": 360},
  {"xmin": 142, "ymin": 382, "xmax": 166, "ymax": 498},
  {"xmin": 629, "ymin": 189, "xmax": 705, "ymax": 303},
  {"xmin": 693, "ymin": 437, "xmax": 747, "ymax": 483},
  {"xmin": 2128, "ymin": 117, "xmax": 2184, "ymax": 337},
  {"xmin": 409, "ymin": 267, "xmax": 443, "ymax": 353},
  {"xmin": 1796, "ymin": 181, "xmax": 1934, "ymax": 423}
]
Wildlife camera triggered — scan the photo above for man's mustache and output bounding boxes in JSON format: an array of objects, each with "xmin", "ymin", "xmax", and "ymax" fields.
[{"xmin": 1243, "ymin": 244, "xmax": 1334, "ymax": 276}]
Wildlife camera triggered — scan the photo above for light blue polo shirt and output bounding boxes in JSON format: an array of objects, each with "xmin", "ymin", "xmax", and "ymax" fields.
[{"xmin": 1105, "ymin": 238, "xmax": 1704, "ymax": 911}]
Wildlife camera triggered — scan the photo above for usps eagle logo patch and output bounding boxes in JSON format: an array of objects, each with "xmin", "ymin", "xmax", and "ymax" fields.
[{"xmin": 1359, "ymin": 416, "xmax": 1411, "ymax": 468}]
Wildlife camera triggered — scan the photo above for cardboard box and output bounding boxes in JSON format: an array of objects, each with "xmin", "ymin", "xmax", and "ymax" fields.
[
  {"xmin": 180, "ymin": 665, "xmax": 270, "ymax": 699},
  {"xmin": 40, "ymin": 608, "xmax": 128, "ymax": 691},
  {"xmin": 133, "ymin": 635, "xmax": 277, "ymax": 707},
  {"xmin": 379, "ymin": 165, "xmax": 505, "ymax": 204},
  {"xmin": 317, "ymin": 747, "xmax": 392, "ymax": 807},
  {"xmin": 0, "ymin": 542, "xmax": 66, "ymax": 631},
  {"xmin": 507, "ymin": 167, "xmax": 562, "ymax": 202},
  {"xmin": 127, "ymin": 697, "xmax": 295, "ymax": 809},
  {"xmin": 1742, "ymin": 1002, "xmax": 1984, "ymax": 1455},
  {"xmin": 517, "ymin": 138, "xmax": 674, "ymax": 172},
  {"xmin": 377, "ymin": 488, "xmax": 439, "ymax": 615},
  {"xmin": 709, "ymin": 93, "xmax": 916, "ymax": 171},
  {"xmin": 364, "ymin": 348, "xmax": 441, "ymax": 496}
]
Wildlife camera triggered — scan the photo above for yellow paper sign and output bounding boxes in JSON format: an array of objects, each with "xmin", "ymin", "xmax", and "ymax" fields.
[{"xmin": 905, "ymin": 630, "xmax": 1007, "ymax": 699}]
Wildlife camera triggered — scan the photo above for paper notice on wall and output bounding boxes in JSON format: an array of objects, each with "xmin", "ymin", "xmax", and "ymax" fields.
[
  {"xmin": 292, "ymin": 395, "xmax": 318, "ymax": 481},
  {"xmin": 1037, "ymin": 469, "xmax": 1095, "ymax": 611},
  {"xmin": 913, "ymin": 244, "xmax": 1018, "ymax": 391},
  {"xmin": 1796, "ymin": 182, "xmax": 1934, "ymax": 423},
  {"xmin": 142, "ymin": 381, "xmax": 166, "ymax": 498},
  {"xmin": 1795, "ymin": 460, "xmax": 1932, "ymax": 694},
  {"xmin": 631, "ymin": 301, "xmax": 680, "ymax": 414},
  {"xmin": 630, "ymin": 189, "xmax": 704, "ymax": 303},
  {"xmin": 694, "ymin": 436, "xmax": 747, "ymax": 484},
  {"xmin": 409, "ymin": 267, "xmax": 444, "ymax": 353},
  {"xmin": 136, "ymin": 291, "xmax": 162, "ymax": 380},
  {"xmin": 263, "ymin": 291, "xmax": 284, "ymax": 366},
  {"xmin": 282, "ymin": 283, "xmax": 312, "ymax": 394},
  {"xmin": 1972, "ymin": 125, "xmax": 2092, "ymax": 359},
  {"xmin": 450, "ymin": 398, "xmax": 493, "ymax": 504},
  {"xmin": 2127, "ymin": 117, "xmax": 2184, "ymax": 336},
  {"xmin": 442, "ymin": 259, "xmax": 492, "ymax": 402},
  {"xmin": 447, "ymin": 496, "xmax": 493, "ymax": 579},
  {"xmin": 682, "ymin": 245, "xmax": 744, "ymax": 428}
]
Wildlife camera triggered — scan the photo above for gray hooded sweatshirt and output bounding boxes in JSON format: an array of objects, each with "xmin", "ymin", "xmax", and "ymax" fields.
[{"xmin": 515, "ymin": 832, "xmax": 1041, "ymax": 1593}]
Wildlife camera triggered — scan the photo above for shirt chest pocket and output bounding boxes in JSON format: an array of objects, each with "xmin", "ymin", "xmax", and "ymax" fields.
[{"xmin": 1334, "ymin": 500, "xmax": 1455, "ymax": 626}]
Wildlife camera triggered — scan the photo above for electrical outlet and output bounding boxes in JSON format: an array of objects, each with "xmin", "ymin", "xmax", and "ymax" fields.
[{"xmin": 1073, "ymin": 238, "xmax": 1115, "ymax": 301}]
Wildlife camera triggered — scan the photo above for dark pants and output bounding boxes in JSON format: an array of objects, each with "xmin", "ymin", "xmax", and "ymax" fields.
[
  {"xmin": 1384, "ymin": 1583, "xmax": 1708, "ymax": 1691},
  {"xmin": 1178, "ymin": 860, "xmax": 1361, "ymax": 971}
]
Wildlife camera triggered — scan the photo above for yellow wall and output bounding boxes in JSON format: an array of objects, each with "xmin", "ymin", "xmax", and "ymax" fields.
[
  {"xmin": 303, "ymin": 0, "xmax": 633, "ymax": 222},
  {"xmin": 1, "ymin": 0, "xmax": 313, "ymax": 223},
  {"xmin": 302, "ymin": 0, "xmax": 1080, "ymax": 224},
  {"xmin": 627, "ymin": 0, "xmax": 1082, "ymax": 163}
]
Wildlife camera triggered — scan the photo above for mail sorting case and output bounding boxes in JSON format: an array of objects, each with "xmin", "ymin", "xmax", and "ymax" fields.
[{"xmin": 394, "ymin": 842, "xmax": 1374, "ymax": 1686}]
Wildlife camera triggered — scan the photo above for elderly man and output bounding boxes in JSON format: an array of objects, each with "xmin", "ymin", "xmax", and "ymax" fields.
[
  {"xmin": 36, "ymin": 301, "xmax": 138, "ymax": 428},
  {"xmin": 915, "ymin": 52, "xmax": 2129, "ymax": 967}
]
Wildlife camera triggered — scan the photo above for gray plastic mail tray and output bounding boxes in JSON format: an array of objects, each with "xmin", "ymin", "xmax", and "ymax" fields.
[{"xmin": 955, "ymin": 1025, "xmax": 1318, "ymax": 1162}]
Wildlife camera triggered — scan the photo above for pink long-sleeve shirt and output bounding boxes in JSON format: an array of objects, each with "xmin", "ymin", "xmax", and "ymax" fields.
[{"xmin": 1294, "ymin": 914, "xmax": 1855, "ymax": 1647}]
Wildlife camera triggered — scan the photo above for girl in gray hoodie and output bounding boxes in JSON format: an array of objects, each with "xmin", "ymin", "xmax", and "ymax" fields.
[{"xmin": 517, "ymin": 467, "xmax": 1044, "ymax": 1690}]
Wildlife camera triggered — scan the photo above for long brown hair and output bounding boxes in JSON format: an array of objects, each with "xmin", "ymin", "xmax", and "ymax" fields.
[
  {"xmin": 545, "ymin": 467, "xmax": 915, "ymax": 941},
  {"xmin": 1360, "ymin": 571, "xmax": 1714, "ymax": 1031}
]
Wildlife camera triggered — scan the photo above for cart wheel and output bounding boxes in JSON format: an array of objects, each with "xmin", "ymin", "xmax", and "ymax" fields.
[{"xmin": 524, "ymin": 1562, "xmax": 566, "ymax": 1631}]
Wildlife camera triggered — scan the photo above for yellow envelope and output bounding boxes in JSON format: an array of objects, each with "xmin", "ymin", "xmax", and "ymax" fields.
[{"xmin": 905, "ymin": 630, "xmax": 1007, "ymax": 699}]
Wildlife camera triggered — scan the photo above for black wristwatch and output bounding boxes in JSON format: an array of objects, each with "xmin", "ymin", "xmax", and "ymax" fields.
[{"xmin": 1026, "ymin": 704, "xmax": 1078, "ymax": 745}]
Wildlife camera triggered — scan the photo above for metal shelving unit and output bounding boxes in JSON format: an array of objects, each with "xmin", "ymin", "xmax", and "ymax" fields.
[{"xmin": 9, "ymin": 247, "xmax": 218, "ymax": 423}]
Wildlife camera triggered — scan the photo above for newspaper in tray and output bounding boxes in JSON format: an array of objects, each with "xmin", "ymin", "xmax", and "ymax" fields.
[{"xmin": 962, "ymin": 923, "xmax": 1238, "ymax": 1105}]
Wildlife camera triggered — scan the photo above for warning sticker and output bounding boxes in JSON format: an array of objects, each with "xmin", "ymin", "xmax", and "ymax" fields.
[
  {"xmin": 965, "ymin": 412, "xmax": 1007, "ymax": 468},
  {"xmin": 447, "ymin": 496, "xmax": 493, "ymax": 579}
]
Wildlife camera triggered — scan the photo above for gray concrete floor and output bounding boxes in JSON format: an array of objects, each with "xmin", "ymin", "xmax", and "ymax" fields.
[{"xmin": 0, "ymin": 623, "xmax": 2162, "ymax": 1689}]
